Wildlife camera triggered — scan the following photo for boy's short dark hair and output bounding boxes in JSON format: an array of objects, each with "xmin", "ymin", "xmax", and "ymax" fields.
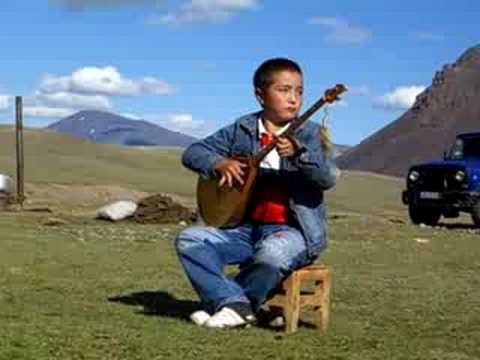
[{"xmin": 253, "ymin": 58, "xmax": 302, "ymax": 90}]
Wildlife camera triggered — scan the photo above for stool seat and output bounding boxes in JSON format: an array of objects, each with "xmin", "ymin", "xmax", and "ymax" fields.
[{"xmin": 266, "ymin": 263, "xmax": 331, "ymax": 334}]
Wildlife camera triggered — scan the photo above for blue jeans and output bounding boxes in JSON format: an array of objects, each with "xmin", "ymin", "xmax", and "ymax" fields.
[{"xmin": 175, "ymin": 223, "xmax": 311, "ymax": 313}]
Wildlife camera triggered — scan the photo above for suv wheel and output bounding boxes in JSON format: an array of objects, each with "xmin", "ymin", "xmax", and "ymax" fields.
[
  {"xmin": 408, "ymin": 204, "xmax": 441, "ymax": 226},
  {"xmin": 471, "ymin": 201, "xmax": 480, "ymax": 227}
]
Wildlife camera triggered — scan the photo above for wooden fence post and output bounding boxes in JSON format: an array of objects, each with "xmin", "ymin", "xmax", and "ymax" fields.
[{"xmin": 15, "ymin": 96, "xmax": 25, "ymax": 208}]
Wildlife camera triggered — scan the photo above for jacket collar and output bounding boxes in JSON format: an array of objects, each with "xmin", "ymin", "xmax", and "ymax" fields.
[{"xmin": 238, "ymin": 111, "xmax": 261, "ymax": 135}]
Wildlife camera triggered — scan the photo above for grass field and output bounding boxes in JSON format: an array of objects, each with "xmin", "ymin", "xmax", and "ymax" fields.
[
  {"xmin": 0, "ymin": 126, "xmax": 196, "ymax": 196},
  {"xmin": 1, "ymin": 128, "xmax": 479, "ymax": 359}
]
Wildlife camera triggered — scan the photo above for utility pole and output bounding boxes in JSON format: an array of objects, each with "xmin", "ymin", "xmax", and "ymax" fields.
[{"xmin": 15, "ymin": 96, "xmax": 25, "ymax": 208}]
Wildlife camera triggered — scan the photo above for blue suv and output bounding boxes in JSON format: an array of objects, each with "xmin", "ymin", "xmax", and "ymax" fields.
[{"xmin": 402, "ymin": 132, "xmax": 480, "ymax": 226}]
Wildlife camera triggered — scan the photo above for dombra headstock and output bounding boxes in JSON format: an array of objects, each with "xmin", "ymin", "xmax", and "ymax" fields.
[{"xmin": 324, "ymin": 84, "xmax": 347, "ymax": 103}]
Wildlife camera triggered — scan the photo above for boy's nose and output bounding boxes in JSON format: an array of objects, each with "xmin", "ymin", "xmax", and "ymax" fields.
[{"xmin": 288, "ymin": 93, "xmax": 300, "ymax": 104}]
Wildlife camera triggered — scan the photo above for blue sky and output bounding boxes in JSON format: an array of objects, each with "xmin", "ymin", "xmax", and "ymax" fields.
[{"xmin": 0, "ymin": 0, "xmax": 478, "ymax": 146}]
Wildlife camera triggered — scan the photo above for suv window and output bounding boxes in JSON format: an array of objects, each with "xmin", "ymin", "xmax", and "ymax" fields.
[{"xmin": 448, "ymin": 137, "xmax": 480, "ymax": 160}]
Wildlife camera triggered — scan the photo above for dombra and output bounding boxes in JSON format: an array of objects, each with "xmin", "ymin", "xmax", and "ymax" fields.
[{"xmin": 197, "ymin": 84, "xmax": 347, "ymax": 228}]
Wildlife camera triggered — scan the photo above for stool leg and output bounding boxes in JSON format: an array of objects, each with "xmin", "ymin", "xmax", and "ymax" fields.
[
  {"xmin": 313, "ymin": 271, "xmax": 331, "ymax": 333},
  {"xmin": 284, "ymin": 273, "xmax": 301, "ymax": 334}
]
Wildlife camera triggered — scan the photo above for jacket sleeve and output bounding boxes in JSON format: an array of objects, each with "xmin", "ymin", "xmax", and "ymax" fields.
[
  {"xmin": 181, "ymin": 123, "xmax": 235, "ymax": 179},
  {"xmin": 289, "ymin": 125, "xmax": 337, "ymax": 190}
]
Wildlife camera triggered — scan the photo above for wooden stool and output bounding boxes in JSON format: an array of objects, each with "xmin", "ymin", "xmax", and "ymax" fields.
[{"xmin": 266, "ymin": 264, "xmax": 331, "ymax": 334}]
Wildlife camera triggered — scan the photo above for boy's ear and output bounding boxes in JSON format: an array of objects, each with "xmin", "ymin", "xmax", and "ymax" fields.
[{"xmin": 255, "ymin": 87, "xmax": 264, "ymax": 105}]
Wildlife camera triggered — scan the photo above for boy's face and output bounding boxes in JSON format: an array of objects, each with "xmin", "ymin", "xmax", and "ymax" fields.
[{"xmin": 256, "ymin": 70, "xmax": 303, "ymax": 124}]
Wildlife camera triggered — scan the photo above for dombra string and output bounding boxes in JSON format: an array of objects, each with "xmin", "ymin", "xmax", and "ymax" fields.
[{"xmin": 321, "ymin": 105, "xmax": 329, "ymax": 128}]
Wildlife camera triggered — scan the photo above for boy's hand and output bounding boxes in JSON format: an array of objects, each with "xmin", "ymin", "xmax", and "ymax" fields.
[
  {"xmin": 276, "ymin": 135, "xmax": 300, "ymax": 158},
  {"xmin": 320, "ymin": 125, "xmax": 333, "ymax": 154},
  {"xmin": 214, "ymin": 158, "xmax": 248, "ymax": 188}
]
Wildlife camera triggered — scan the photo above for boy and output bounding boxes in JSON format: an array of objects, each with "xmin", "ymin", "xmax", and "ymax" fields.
[{"xmin": 175, "ymin": 58, "xmax": 337, "ymax": 328}]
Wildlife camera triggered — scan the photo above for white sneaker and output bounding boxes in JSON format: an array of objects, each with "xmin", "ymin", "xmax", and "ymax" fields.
[
  {"xmin": 204, "ymin": 307, "xmax": 255, "ymax": 329},
  {"xmin": 189, "ymin": 310, "xmax": 211, "ymax": 326},
  {"xmin": 269, "ymin": 315, "xmax": 285, "ymax": 328}
]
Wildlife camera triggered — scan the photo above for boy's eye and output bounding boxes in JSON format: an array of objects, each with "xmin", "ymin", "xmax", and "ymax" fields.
[{"xmin": 276, "ymin": 87, "xmax": 303, "ymax": 95}]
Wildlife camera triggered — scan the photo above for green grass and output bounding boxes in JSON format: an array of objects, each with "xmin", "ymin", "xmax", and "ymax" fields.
[
  {"xmin": 2, "ymin": 211, "xmax": 479, "ymax": 359},
  {"xmin": 0, "ymin": 126, "xmax": 196, "ymax": 196},
  {"xmin": 1, "ymin": 128, "xmax": 480, "ymax": 359}
]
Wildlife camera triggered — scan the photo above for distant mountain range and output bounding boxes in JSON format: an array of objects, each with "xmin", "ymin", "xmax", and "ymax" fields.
[
  {"xmin": 46, "ymin": 110, "xmax": 350, "ymax": 156},
  {"xmin": 337, "ymin": 44, "xmax": 480, "ymax": 177},
  {"xmin": 46, "ymin": 110, "xmax": 197, "ymax": 147}
]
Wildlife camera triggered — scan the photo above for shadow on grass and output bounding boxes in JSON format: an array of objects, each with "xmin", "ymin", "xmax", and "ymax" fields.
[
  {"xmin": 108, "ymin": 291, "xmax": 317, "ymax": 331},
  {"xmin": 437, "ymin": 222, "xmax": 479, "ymax": 230},
  {"xmin": 108, "ymin": 291, "xmax": 199, "ymax": 321}
]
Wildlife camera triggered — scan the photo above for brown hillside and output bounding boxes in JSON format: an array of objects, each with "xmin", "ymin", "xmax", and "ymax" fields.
[{"xmin": 337, "ymin": 45, "xmax": 480, "ymax": 177}]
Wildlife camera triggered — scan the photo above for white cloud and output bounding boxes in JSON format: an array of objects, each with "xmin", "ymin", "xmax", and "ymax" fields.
[
  {"xmin": 307, "ymin": 16, "xmax": 372, "ymax": 44},
  {"xmin": 120, "ymin": 113, "xmax": 143, "ymax": 120},
  {"xmin": 20, "ymin": 90, "xmax": 111, "ymax": 120},
  {"xmin": 145, "ymin": 112, "xmax": 216, "ymax": 137},
  {"xmin": 416, "ymin": 32, "xmax": 444, "ymax": 42},
  {"xmin": 23, "ymin": 106, "xmax": 76, "ymax": 119},
  {"xmin": 349, "ymin": 85, "xmax": 370, "ymax": 96},
  {"xmin": 25, "ymin": 66, "xmax": 174, "ymax": 121},
  {"xmin": 35, "ymin": 91, "xmax": 111, "ymax": 110},
  {"xmin": 39, "ymin": 75, "xmax": 70, "ymax": 93},
  {"xmin": 49, "ymin": 0, "xmax": 157, "ymax": 11},
  {"xmin": 39, "ymin": 66, "xmax": 175, "ymax": 96},
  {"xmin": 149, "ymin": 0, "xmax": 259, "ymax": 25},
  {"xmin": 0, "ymin": 95, "xmax": 11, "ymax": 112},
  {"xmin": 139, "ymin": 77, "xmax": 176, "ymax": 95},
  {"xmin": 374, "ymin": 86, "xmax": 426, "ymax": 111}
]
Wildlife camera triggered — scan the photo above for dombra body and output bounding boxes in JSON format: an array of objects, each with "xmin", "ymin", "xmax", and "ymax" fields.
[{"xmin": 197, "ymin": 156, "xmax": 257, "ymax": 228}]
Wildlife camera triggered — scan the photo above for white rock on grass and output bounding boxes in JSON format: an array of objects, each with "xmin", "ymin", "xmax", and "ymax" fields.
[{"xmin": 96, "ymin": 200, "xmax": 138, "ymax": 222}]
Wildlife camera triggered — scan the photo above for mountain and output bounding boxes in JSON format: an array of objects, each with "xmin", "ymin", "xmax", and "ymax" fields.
[
  {"xmin": 333, "ymin": 144, "xmax": 350, "ymax": 158},
  {"xmin": 46, "ymin": 110, "xmax": 197, "ymax": 147},
  {"xmin": 47, "ymin": 109, "xmax": 350, "ymax": 155},
  {"xmin": 336, "ymin": 45, "xmax": 480, "ymax": 177}
]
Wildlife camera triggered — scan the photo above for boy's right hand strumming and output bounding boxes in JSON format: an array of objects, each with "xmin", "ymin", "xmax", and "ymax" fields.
[{"xmin": 214, "ymin": 158, "xmax": 248, "ymax": 188}]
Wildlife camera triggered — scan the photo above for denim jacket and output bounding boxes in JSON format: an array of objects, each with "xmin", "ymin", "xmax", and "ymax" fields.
[{"xmin": 181, "ymin": 111, "xmax": 337, "ymax": 259}]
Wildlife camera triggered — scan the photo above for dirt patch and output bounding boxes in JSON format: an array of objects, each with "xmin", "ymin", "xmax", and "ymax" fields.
[
  {"xmin": 133, "ymin": 193, "xmax": 195, "ymax": 224},
  {"xmin": 20, "ymin": 182, "xmax": 195, "ymax": 211}
]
